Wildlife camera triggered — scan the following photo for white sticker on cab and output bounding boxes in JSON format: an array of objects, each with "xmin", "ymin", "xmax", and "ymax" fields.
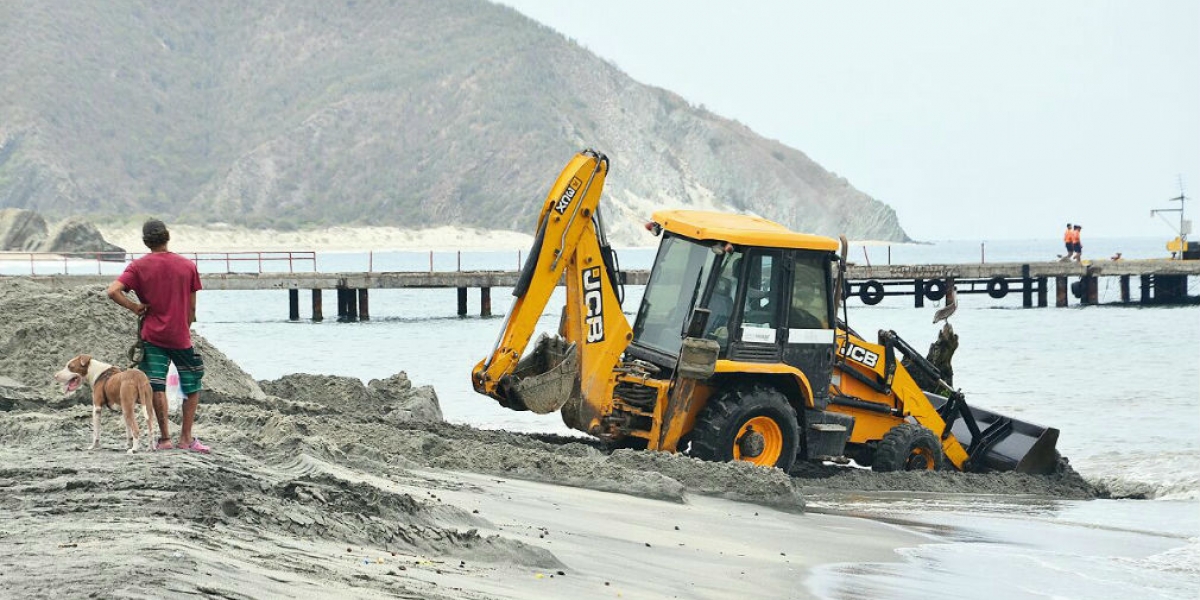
[
  {"xmin": 787, "ymin": 329, "xmax": 834, "ymax": 345},
  {"xmin": 741, "ymin": 326, "xmax": 776, "ymax": 344}
]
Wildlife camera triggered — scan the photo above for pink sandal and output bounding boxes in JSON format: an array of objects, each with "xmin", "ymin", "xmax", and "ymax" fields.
[{"xmin": 181, "ymin": 438, "xmax": 211, "ymax": 454}]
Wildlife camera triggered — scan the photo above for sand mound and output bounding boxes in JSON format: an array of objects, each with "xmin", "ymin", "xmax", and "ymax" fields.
[
  {"xmin": 0, "ymin": 277, "xmax": 1103, "ymax": 507},
  {"xmin": 0, "ymin": 279, "xmax": 264, "ymax": 401},
  {"xmin": 0, "ymin": 275, "xmax": 1113, "ymax": 597},
  {"xmin": 259, "ymin": 372, "xmax": 443, "ymax": 423}
]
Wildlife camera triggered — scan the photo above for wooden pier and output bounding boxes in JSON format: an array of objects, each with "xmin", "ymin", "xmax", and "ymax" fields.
[
  {"xmin": 844, "ymin": 258, "xmax": 1200, "ymax": 308},
  {"xmin": 9, "ymin": 258, "xmax": 1198, "ymax": 321}
]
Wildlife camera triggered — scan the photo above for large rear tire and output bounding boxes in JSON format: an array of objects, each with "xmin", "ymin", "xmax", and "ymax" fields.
[
  {"xmin": 688, "ymin": 386, "xmax": 799, "ymax": 471},
  {"xmin": 872, "ymin": 423, "xmax": 943, "ymax": 472}
]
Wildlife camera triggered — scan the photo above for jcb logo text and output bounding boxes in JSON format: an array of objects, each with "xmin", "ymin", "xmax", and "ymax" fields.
[
  {"xmin": 839, "ymin": 343, "xmax": 879, "ymax": 368},
  {"xmin": 583, "ymin": 267, "xmax": 605, "ymax": 343}
]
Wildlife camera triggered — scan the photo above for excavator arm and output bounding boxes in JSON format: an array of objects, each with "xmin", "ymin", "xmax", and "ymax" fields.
[{"xmin": 472, "ymin": 150, "xmax": 632, "ymax": 417}]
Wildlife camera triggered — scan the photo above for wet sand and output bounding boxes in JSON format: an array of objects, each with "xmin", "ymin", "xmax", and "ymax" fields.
[{"xmin": 0, "ymin": 279, "xmax": 1103, "ymax": 599}]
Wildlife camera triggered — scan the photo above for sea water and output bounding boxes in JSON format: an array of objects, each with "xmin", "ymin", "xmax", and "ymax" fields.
[{"xmin": 12, "ymin": 237, "xmax": 1196, "ymax": 597}]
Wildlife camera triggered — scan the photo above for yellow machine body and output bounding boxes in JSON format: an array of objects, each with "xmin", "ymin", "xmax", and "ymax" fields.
[{"xmin": 473, "ymin": 150, "xmax": 1059, "ymax": 474}]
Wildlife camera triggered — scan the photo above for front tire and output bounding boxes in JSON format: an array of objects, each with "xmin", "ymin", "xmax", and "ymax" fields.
[
  {"xmin": 689, "ymin": 386, "xmax": 799, "ymax": 471},
  {"xmin": 872, "ymin": 423, "xmax": 943, "ymax": 472}
]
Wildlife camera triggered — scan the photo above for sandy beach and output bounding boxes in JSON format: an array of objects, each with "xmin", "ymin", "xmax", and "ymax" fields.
[
  {"xmin": 94, "ymin": 223, "xmax": 914, "ymax": 255},
  {"xmin": 95, "ymin": 224, "xmax": 541, "ymax": 254},
  {"xmin": 0, "ymin": 278, "xmax": 1126, "ymax": 599}
]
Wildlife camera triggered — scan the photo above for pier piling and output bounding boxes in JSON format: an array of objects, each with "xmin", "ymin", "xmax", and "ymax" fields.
[
  {"xmin": 1056, "ymin": 277, "xmax": 1068, "ymax": 307},
  {"xmin": 289, "ymin": 289, "xmax": 299, "ymax": 321},
  {"xmin": 335, "ymin": 288, "xmax": 359, "ymax": 321},
  {"xmin": 481, "ymin": 287, "xmax": 492, "ymax": 317},
  {"xmin": 358, "ymin": 289, "xmax": 369, "ymax": 321},
  {"xmin": 1083, "ymin": 276, "xmax": 1099, "ymax": 305},
  {"xmin": 345, "ymin": 289, "xmax": 358, "ymax": 320},
  {"xmin": 457, "ymin": 287, "xmax": 468, "ymax": 316},
  {"xmin": 1021, "ymin": 265, "xmax": 1033, "ymax": 308},
  {"xmin": 1156, "ymin": 275, "xmax": 1188, "ymax": 303},
  {"xmin": 312, "ymin": 289, "xmax": 323, "ymax": 321}
]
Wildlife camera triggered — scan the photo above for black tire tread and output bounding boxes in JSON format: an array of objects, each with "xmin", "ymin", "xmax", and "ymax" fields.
[
  {"xmin": 872, "ymin": 422, "xmax": 943, "ymax": 472},
  {"xmin": 688, "ymin": 385, "xmax": 800, "ymax": 471}
]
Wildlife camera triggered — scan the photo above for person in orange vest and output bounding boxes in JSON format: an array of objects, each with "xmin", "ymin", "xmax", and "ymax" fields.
[
  {"xmin": 1073, "ymin": 225, "xmax": 1083, "ymax": 261},
  {"xmin": 1063, "ymin": 223, "xmax": 1074, "ymax": 260}
]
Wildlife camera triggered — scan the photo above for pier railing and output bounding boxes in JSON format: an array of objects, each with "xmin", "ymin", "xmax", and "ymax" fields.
[
  {"xmin": 0, "ymin": 249, "xmax": 534, "ymax": 276},
  {"xmin": 0, "ymin": 251, "xmax": 317, "ymax": 275}
]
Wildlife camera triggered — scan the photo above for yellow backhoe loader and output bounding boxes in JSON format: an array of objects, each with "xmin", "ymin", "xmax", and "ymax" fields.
[{"xmin": 472, "ymin": 150, "xmax": 1059, "ymax": 473}]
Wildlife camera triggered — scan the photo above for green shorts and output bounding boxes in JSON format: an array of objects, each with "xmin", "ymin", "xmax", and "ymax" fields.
[{"xmin": 140, "ymin": 342, "xmax": 204, "ymax": 395}]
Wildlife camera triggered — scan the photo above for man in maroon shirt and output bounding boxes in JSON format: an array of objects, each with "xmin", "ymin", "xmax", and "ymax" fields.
[{"xmin": 107, "ymin": 219, "xmax": 209, "ymax": 453}]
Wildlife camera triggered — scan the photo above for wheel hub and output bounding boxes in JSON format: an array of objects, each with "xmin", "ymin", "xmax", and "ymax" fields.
[
  {"xmin": 906, "ymin": 448, "xmax": 936, "ymax": 471},
  {"xmin": 737, "ymin": 428, "xmax": 766, "ymax": 458},
  {"xmin": 732, "ymin": 415, "xmax": 786, "ymax": 467}
]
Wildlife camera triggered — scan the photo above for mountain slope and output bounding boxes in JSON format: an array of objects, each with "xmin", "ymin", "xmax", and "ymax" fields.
[{"xmin": 0, "ymin": 0, "xmax": 910, "ymax": 243}]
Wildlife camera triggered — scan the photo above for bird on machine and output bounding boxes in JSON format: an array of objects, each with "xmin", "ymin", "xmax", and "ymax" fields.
[{"xmin": 932, "ymin": 278, "xmax": 958, "ymax": 324}]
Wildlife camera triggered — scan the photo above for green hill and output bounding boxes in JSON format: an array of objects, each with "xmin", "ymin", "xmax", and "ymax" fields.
[{"xmin": 0, "ymin": 0, "xmax": 910, "ymax": 243}]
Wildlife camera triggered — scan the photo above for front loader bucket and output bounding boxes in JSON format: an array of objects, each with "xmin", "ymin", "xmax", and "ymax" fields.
[
  {"xmin": 926, "ymin": 393, "xmax": 1060, "ymax": 474},
  {"xmin": 499, "ymin": 335, "xmax": 579, "ymax": 414}
]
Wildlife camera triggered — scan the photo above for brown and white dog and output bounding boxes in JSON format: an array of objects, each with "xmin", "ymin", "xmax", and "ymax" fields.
[{"xmin": 54, "ymin": 354, "xmax": 156, "ymax": 453}]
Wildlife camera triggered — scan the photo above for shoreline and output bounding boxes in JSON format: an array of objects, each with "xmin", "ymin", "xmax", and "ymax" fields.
[
  {"xmin": 96, "ymin": 223, "xmax": 547, "ymax": 253},
  {"xmin": 94, "ymin": 223, "xmax": 924, "ymax": 254}
]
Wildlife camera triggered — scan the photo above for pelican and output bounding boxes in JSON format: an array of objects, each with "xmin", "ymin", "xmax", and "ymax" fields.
[{"xmin": 932, "ymin": 279, "xmax": 958, "ymax": 324}]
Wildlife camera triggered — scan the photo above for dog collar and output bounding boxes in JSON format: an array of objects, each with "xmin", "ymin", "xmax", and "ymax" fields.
[{"xmin": 93, "ymin": 367, "xmax": 120, "ymax": 386}]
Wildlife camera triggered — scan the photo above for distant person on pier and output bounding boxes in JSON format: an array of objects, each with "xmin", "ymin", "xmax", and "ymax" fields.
[
  {"xmin": 1063, "ymin": 223, "xmax": 1074, "ymax": 260},
  {"xmin": 1073, "ymin": 225, "xmax": 1083, "ymax": 261},
  {"xmin": 105, "ymin": 219, "xmax": 209, "ymax": 453}
]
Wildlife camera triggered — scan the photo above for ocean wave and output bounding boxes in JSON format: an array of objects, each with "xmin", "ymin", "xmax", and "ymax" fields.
[
  {"xmin": 1089, "ymin": 476, "xmax": 1200, "ymax": 501},
  {"xmin": 1113, "ymin": 537, "xmax": 1200, "ymax": 578},
  {"xmin": 1076, "ymin": 450, "xmax": 1200, "ymax": 500}
]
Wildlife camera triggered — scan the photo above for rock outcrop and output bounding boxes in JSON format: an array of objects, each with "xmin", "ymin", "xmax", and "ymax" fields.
[
  {"xmin": 0, "ymin": 209, "xmax": 48, "ymax": 251},
  {"xmin": 0, "ymin": 209, "xmax": 125, "ymax": 255},
  {"xmin": 42, "ymin": 218, "xmax": 126, "ymax": 257}
]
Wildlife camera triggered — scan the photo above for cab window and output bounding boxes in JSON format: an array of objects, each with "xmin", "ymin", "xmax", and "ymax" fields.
[
  {"xmin": 789, "ymin": 254, "xmax": 831, "ymax": 329},
  {"xmin": 632, "ymin": 235, "xmax": 716, "ymax": 356},
  {"xmin": 740, "ymin": 251, "xmax": 782, "ymax": 333},
  {"xmin": 701, "ymin": 249, "xmax": 743, "ymax": 351}
]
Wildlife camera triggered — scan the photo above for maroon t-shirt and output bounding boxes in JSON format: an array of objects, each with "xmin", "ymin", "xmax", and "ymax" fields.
[{"xmin": 118, "ymin": 252, "xmax": 202, "ymax": 349}]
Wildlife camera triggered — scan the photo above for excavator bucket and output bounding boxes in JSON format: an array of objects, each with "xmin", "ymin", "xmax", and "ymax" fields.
[
  {"xmin": 499, "ymin": 335, "xmax": 579, "ymax": 414},
  {"xmin": 926, "ymin": 392, "xmax": 1060, "ymax": 474}
]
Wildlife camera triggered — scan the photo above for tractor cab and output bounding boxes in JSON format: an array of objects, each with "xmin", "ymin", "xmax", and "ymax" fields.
[{"xmin": 629, "ymin": 211, "xmax": 841, "ymax": 404}]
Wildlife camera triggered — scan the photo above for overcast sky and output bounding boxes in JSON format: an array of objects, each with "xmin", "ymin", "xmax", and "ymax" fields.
[{"xmin": 496, "ymin": 0, "xmax": 1199, "ymax": 242}]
